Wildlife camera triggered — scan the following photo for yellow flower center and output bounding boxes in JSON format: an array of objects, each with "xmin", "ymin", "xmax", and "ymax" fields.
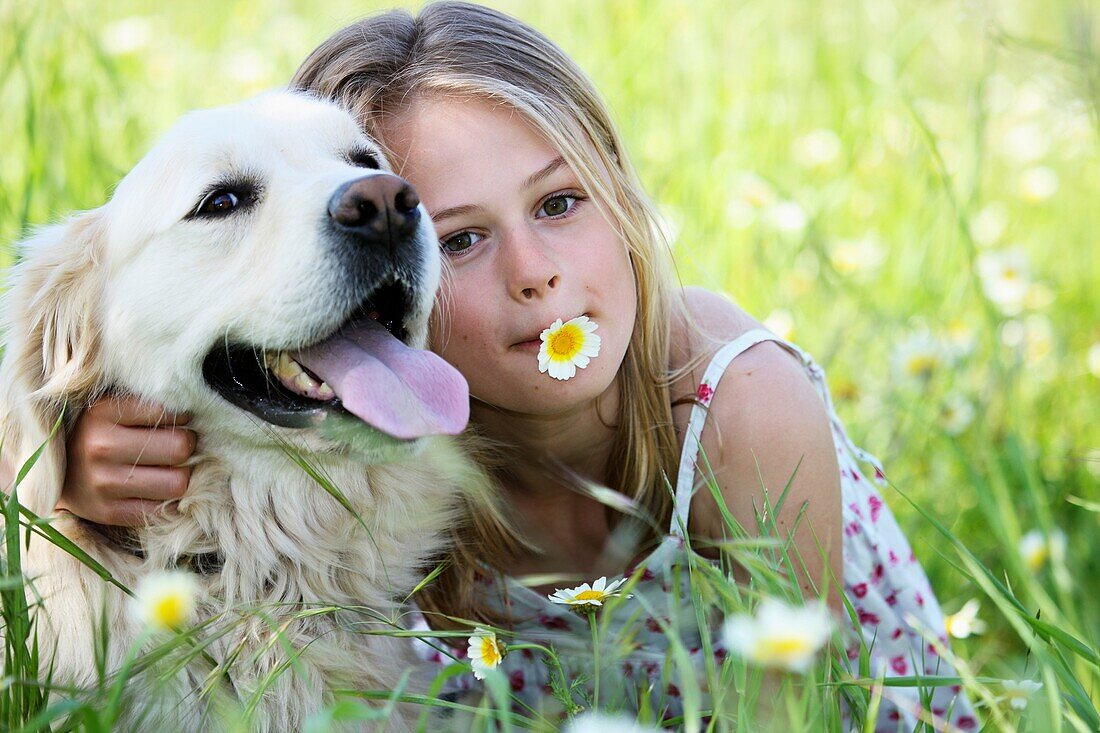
[
  {"xmin": 906, "ymin": 355, "xmax": 938, "ymax": 378},
  {"xmin": 574, "ymin": 589, "xmax": 606, "ymax": 602},
  {"xmin": 478, "ymin": 636, "xmax": 503, "ymax": 667},
  {"xmin": 944, "ymin": 615, "xmax": 961, "ymax": 636},
  {"xmin": 152, "ymin": 594, "xmax": 188, "ymax": 629},
  {"xmin": 547, "ymin": 326, "xmax": 583, "ymax": 360},
  {"xmin": 1024, "ymin": 546, "xmax": 1048, "ymax": 571},
  {"xmin": 756, "ymin": 636, "xmax": 813, "ymax": 661}
]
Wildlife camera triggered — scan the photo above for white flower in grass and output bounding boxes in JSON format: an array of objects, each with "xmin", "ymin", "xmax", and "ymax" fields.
[
  {"xmin": 466, "ymin": 627, "xmax": 507, "ymax": 680},
  {"xmin": 943, "ymin": 598, "xmax": 986, "ymax": 639},
  {"xmin": 1001, "ymin": 679, "xmax": 1042, "ymax": 710},
  {"xmin": 1019, "ymin": 528, "xmax": 1066, "ymax": 572},
  {"xmin": 100, "ymin": 17, "xmax": 153, "ymax": 56},
  {"xmin": 977, "ymin": 248, "xmax": 1032, "ymax": 316},
  {"xmin": 968, "ymin": 201, "xmax": 1008, "ymax": 247},
  {"xmin": 565, "ymin": 712, "xmax": 661, "ymax": 733},
  {"xmin": 1088, "ymin": 342, "xmax": 1100, "ymax": 378},
  {"xmin": 547, "ymin": 576, "xmax": 630, "ymax": 608},
  {"xmin": 792, "ymin": 128, "xmax": 842, "ymax": 168},
  {"xmin": 722, "ymin": 598, "xmax": 834, "ymax": 673},
  {"xmin": 891, "ymin": 330, "xmax": 947, "ymax": 383},
  {"xmin": 765, "ymin": 200, "xmax": 809, "ymax": 234},
  {"xmin": 1017, "ymin": 166, "xmax": 1059, "ymax": 203},
  {"xmin": 133, "ymin": 571, "xmax": 197, "ymax": 632},
  {"xmin": 763, "ymin": 309, "xmax": 795, "ymax": 341},
  {"xmin": 939, "ymin": 393, "xmax": 975, "ymax": 436},
  {"xmin": 538, "ymin": 315, "xmax": 601, "ymax": 381}
]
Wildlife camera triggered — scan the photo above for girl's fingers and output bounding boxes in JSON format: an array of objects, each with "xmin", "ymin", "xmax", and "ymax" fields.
[
  {"xmin": 108, "ymin": 498, "xmax": 183, "ymax": 528},
  {"xmin": 100, "ymin": 425, "xmax": 197, "ymax": 467},
  {"xmin": 104, "ymin": 465, "xmax": 192, "ymax": 503},
  {"xmin": 91, "ymin": 392, "xmax": 191, "ymax": 429}
]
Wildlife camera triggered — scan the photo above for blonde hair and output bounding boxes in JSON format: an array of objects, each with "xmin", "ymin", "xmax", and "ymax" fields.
[{"xmin": 292, "ymin": 1, "xmax": 697, "ymax": 626}]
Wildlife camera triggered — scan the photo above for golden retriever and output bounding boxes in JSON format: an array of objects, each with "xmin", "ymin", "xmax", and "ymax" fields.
[{"xmin": 0, "ymin": 91, "xmax": 477, "ymax": 731}]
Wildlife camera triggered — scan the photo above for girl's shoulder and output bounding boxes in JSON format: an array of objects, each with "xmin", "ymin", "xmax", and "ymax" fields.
[{"xmin": 670, "ymin": 286, "xmax": 801, "ymax": 399}]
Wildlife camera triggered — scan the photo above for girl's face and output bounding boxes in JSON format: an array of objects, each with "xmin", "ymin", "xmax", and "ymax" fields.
[{"xmin": 380, "ymin": 98, "xmax": 637, "ymax": 416}]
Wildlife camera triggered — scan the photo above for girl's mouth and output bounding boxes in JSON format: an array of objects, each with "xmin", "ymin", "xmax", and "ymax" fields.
[{"xmin": 510, "ymin": 312, "xmax": 593, "ymax": 352}]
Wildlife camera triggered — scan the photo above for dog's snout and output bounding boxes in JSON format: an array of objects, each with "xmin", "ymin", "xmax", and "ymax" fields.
[{"xmin": 328, "ymin": 174, "xmax": 421, "ymax": 242}]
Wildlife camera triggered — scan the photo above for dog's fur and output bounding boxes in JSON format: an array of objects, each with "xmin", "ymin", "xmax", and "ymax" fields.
[{"xmin": 0, "ymin": 92, "xmax": 476, "ymax": 730}]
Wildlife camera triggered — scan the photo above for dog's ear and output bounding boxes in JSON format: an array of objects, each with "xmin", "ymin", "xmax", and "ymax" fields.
[
  {"xmin": 11, "ymin": 213, "xmax": 108, "ymax": 399},
  {"xmin": 1, "ymin": 211, "xmax": 107, "ymax": 515}
]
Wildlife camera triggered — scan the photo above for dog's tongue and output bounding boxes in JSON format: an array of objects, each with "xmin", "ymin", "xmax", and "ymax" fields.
[{"xmin": 295, "ymin": 319, "xmax": 469, "ymax": 440}]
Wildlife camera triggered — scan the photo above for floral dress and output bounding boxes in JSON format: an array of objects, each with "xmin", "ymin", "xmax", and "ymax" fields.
[{"xmin": 410, "ymin": 328, "xmax": 978, "ymax": 730}]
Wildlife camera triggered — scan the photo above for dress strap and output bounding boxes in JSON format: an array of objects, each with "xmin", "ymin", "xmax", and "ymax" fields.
[{"xmin": 668, "ymin": 328, "xmax": 888, "ymax": 537}]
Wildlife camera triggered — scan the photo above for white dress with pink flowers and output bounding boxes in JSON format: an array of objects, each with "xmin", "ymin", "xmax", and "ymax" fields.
[{"xmin": 411, "ymin": 328, "xmax": 978, "ymax": 730}]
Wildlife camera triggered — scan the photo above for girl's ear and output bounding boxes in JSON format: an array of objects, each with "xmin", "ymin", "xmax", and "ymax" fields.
[{"xmin": 0, "ymin": 212, "xmax": 108, "ymax": 515}]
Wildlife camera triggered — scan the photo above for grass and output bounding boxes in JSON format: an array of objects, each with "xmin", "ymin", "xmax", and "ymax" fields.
[{"xmin": 1, "ymin": 0, "xmax": 1098, "ymax": 730}]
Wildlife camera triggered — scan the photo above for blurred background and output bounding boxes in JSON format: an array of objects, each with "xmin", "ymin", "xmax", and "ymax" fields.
[{"xmin": 1, "ymin": 0, "xmax": 1097, "ymax": 704}]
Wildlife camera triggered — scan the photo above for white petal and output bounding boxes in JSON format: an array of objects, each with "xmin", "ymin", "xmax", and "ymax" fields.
[
  {"xmin": 721, "ymin": 616, "xmax": 758, "ymax": 655},
  {"xmin": 604, "ymin": 578, "xmax": 627, "ymax": 593},
  {"xmin": 548, "ymin": 360, "xmax": 576, "ymax": 380},
  {"xmin": 573, "ymin": 354, "xmax": 590, "ymax": 368}
]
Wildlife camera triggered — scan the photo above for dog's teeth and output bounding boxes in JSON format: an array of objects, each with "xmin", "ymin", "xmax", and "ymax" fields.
[
  {"xmin": 294, "ymin": 372, "xmax": 319, "ymax": 392},
  {"xmin": 317, "ymin": 382, "xmax": 334, "ymax": 400},
  {"xmin": 271, "ymin": 352, "xmax": 303, "ymax": 380}
]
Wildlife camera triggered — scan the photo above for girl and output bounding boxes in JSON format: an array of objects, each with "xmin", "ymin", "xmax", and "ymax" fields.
[{"xmin": 53, "ymin": 2, "xmax": 975, "ymax": 729}]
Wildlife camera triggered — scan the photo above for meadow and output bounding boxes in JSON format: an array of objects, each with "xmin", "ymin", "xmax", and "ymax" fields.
[{"xmin": 1, "ymin": 0, "xmax": 1097, "ymax": 730}]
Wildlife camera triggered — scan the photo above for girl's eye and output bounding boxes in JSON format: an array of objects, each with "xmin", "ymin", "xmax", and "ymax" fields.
[
  {"xmin": 538, "ymin": 193, "xmax": 578, "ymax": 218},
  {"xmin": 440, "ymin": 230, "xmax": 483, "ymax": 255}
]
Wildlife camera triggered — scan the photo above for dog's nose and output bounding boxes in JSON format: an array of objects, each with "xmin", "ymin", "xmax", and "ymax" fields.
[{"xmin": 328, "ymin": 174, "xmax": 421, "ymax": 242}]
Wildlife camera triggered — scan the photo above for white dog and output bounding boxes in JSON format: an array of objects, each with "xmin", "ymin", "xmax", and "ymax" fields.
[{"xmin": 0, "ymin": 91, "xmax": 479, "ymax": 731}]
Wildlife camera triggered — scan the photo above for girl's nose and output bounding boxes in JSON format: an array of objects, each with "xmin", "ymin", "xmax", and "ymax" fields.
[{"xmin": 503, "ymin": 226, "xmax": 561, "ymax": 301}]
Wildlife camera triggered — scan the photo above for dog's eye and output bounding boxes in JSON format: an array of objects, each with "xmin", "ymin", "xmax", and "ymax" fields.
[
  {"xmin": 347, "ymin": 149, "xmax": 381, "ymax": 170},
  {"xmin": 190, "ymin": 186, "xmax": 256, "ymax": 219}
]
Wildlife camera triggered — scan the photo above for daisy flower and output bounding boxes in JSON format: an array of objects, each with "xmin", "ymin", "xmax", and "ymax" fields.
[
  {"xmin": 943, "ymin": 598, "xmax": 986, "ymax": 639},
  {"xmin": 722, "ymin": 598, "xmax": 834, "ymax": 673},
  {"xmin": 565, "ymin": 712, "xmax": 661, "ymax": 733},
  {"xmin": 538, "ymin": 315, "xmax": 601, "ymax": 381},
  {"xmin": 1019, "ymin": 528, "xmax": 1067, "ymax": 572},
  {"xmin": 939, "ymin": 393, "xmax": 975, "ymax": 436},
  {"xmin": 548, "ymin": 576, "xmax": 630, "ymax": 608},
  {"xmin": 977, "ymin": 248, "xmax": 1032, "ymax": 315},
  {"xmin": 1001, "ymin": 679, "xmax": 1043, "ymax": 710},
  {"xmin": 891, "ymin": 330, "xmax": 947, "ymax": 383},
  {"xmin": 466, "ymin": 627, "xmax": 507, "ymax": 680},
  {"xmin": 132, "ymin": 570, "xmax": 198, "ymax": 633}
]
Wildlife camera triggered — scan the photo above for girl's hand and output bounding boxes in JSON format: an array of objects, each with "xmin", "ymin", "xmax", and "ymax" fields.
[{"xmin": 58, "ymin": 394, "xmax": 196, "ymax": 526}]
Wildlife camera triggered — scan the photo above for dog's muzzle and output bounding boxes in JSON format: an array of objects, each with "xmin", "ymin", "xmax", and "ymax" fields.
[{"xmin": 201, "ymin": 173, "xmax": 470, "ymax": 441}]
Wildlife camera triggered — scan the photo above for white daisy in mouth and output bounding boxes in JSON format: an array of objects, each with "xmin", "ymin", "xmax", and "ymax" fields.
[
  {"xmin": 466, "ymin": 627, "xmax": 507, "ymax": 680},
  {"xmin": 547, "ymin": 576, "xmax": 630, "ymax": 608},
  {"xmin": 538, "ymin": 315, "xmax": 601, "ymax": 381}
]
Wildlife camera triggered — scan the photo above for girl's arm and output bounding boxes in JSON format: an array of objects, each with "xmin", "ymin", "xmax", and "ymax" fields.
[
  {"xmin": 56, "ymin": 394, "xmax": 195, "ymax": 525},
  {"xmin": 683, "ymin": 289, "xmax": 844, "ymax": 612}
]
